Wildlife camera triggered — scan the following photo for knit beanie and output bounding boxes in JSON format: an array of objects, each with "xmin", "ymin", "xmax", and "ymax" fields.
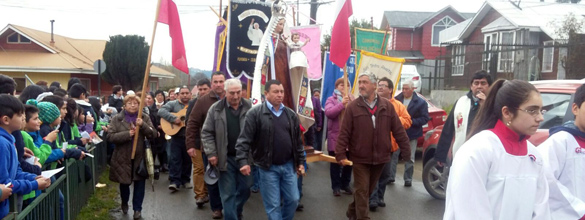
[{"xmin": 26, "ymin": 99, "xmax": 61, "ymax": 124}]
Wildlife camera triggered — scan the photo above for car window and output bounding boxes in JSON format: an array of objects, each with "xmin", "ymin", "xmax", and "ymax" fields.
[{"xmin": 539, "ymin": 93, "xmax": 572, "ymax": 129}]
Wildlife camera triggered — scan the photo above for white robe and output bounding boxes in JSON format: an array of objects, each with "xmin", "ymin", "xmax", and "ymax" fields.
[
  {"xmin": 538, "ymin": 131, "xmax": 585, "ymax": 219},
  {"xmin": 444, "ymin": 130, "xmax": 551, "ymax": 220}
]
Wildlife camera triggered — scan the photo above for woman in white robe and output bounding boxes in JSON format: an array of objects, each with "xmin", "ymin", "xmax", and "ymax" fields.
[
  {"xmin": 538, "ymin": 84, "xmax": 585, "ymax": 219},
  {"xmin": 444, "ymin": 79, "xmax": 550, "ymax": 220}
]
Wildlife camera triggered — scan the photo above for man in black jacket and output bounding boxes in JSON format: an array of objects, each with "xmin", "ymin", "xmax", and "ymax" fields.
[
  {"xmin": 236, "ymin": 80, "xmax": 305, "ymax": 220},
  {"xmin": 434, "ymin": 70, "xmax": 492, "ymax": 166}
]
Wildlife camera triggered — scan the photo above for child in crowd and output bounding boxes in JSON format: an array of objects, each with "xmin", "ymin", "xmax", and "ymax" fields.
[
  {"xmin": 538, "ymin": 84, "xmax": 585, "ymax": 219},
  {"xmin": 22, "ymin": 102, "xmax": 63, "ymax": 166},
  {"xmin": 0, "ymin": 94, "xmax": 51, "ymax": 218},
  {"xmin": 36, "ymin": 99, "xmax": 85, "ymax": 166},
  {"xmin": 77, "ymin": 106, "xmax": 95, "ymax": 134}
]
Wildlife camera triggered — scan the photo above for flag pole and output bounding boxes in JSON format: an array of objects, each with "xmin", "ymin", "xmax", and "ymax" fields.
[
  {"xmin": 380, "ymin": 25, "xmax": 389, "ymax": 55},
  {"xmin": 132, "ymin": 0, "xmax": 163, "ymax": 160}
]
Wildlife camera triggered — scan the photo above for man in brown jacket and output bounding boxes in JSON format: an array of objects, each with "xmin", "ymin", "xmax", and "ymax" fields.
[
  {"xmin": 336, "ymin": 72, "xmax": 411, "ymax": 220},
  {"xmin": 185, "ymin": 72, "xmax": 225, "ymax": 218}
]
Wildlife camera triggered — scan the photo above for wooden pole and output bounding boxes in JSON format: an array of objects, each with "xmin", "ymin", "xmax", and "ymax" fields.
[
  {"xmin": 219, "ymin": 0, "xmax": 222, "ymax": 17},
  {"xmin": 292, "ymin": 6, "xmax": 297, "ymax": 27},
  {"xmin": 380, "ymin": 25, "xmax": 389, "ymax": 55},
  {"xmin": 132, "ymin": 0, "xmax": 163, "ymax": 159},
  {"xmin": 247, "ymin": 79, "xmax": 251, "ymax": 98}
]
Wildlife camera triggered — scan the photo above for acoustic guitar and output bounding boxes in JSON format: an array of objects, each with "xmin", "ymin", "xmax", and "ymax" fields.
[{"xmin": 160, "ymin": 108, "xmax": 187, "ymax": 136}]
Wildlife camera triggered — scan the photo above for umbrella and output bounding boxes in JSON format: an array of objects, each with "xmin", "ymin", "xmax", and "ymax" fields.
[{"xmin": 145, "ymin": 141, "xmax": 156, "ymax": 191}]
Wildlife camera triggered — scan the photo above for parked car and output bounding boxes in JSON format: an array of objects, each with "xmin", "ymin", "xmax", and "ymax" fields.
[
  {"xmin": 420, "ymin": 80, "xmax": 584, "ymax": 200},
  {"xmin": 397, "ymin": 65, "xmax": 422, "ymax": 93},
  {"xmin": 395, "ymin": 91, "xmax": 447, "ymax": 147}
]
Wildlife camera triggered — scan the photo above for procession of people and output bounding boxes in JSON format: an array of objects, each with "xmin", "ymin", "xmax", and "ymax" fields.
[{"xmin": 2, "ymin": 0, "xmax": 585, "ymax": 220}]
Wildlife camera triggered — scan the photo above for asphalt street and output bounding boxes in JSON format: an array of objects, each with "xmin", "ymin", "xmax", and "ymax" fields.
[{"xmin": 113, "ymin": 152, "xmax": 445, "ymax": 219}]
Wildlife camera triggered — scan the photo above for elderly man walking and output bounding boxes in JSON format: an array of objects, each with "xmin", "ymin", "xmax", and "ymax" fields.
[
  {"xmin": 336, "ymin": 73, "xmax": 411, "ymax": 220},
  {"xmin": 236, "ymin": 80, "xmax": 305, "ymax": 220},
  {"xmin": 391, "ymin": 80, "xmax": 430, "ymax": 187},
  {"xmin": 201, "ymin": 79, "xmax": 253, "ymax": 220}
]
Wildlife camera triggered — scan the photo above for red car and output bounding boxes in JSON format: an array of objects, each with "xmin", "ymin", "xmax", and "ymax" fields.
[
  {"xmin": 420, "ymin": 80, "xmax": 584, "ymax": 199},
  {"xmin": 394, "ymin": 92, "xmax": 447, "ymax": 147}
]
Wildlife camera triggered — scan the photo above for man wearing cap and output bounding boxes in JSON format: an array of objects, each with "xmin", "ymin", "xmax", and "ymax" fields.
[
  {"xmin": 236, "ymin": 80, "xmax": 305, "ymax": 220},
  {"xmin": 201, "ymin": 79, "xmax": 252, "ymax": 220}
]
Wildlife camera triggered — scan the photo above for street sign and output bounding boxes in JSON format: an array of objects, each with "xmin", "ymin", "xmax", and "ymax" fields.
[
  {"xmin": 93, "ymin": 59, "xmax": 106, "ymax": 74},
  {"xmin": 94, "ymin": 59, "xmax": 106, "ymax": 97}
]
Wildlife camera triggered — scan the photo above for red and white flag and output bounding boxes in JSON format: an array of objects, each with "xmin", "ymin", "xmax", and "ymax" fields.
[
  {"xmin": 158, "ymin": 0, "xmax": 189, "ymax": 74},
  {"xmin": 329, "ymin": 0, "xmax": 353, "ymax": 68}
]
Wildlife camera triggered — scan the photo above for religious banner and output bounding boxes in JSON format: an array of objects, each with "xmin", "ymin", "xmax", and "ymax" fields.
[
  {"xmin": 212, "ymin": 17, "xmax": 228, "ymax": 74},
  {"xmin": 320, "ymin": 52, "xmax": 356, "ymax": 106},
  {"xmin": 351, "ymin": 51, "xmax": 404, "ymax": 97},
  {"xmin": 288, "ymin": 25, "xmax": 322, "ymax": 80},
  {"xmin": 226, "ymin": 0, "xmax": 272, "ymax": 78},
  {"xmin": 296, "ymin": 72, "xmax": 315, "ymax": 132},
  {"xmin": 354, "ymin": 27, "xmax": 390, "ymax": 65}
]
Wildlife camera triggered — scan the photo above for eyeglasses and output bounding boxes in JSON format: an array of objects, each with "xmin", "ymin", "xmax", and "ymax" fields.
[{"xmin": 517, "ymin": 108, "xmax": 547, "ymax": 117}]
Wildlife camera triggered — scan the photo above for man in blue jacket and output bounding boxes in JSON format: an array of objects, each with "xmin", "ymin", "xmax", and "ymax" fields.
[{"xmin": 392, "ymin": 80, "xmax": 430, "ymax": 187}]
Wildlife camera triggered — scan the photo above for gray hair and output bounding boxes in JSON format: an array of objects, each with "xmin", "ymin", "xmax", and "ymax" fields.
[
  {"xmin": 224, "ymin": 78, "xmax": 242, "ymax": 90},
  {"xmin": 402, "ymin": 79, "xmax": 414, "ymax": 88},
  {"xmin": 358, "ymin": 72, "xmax": 378, "ymax": 84}
]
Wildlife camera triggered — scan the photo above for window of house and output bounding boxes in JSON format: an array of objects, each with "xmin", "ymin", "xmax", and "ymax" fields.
[
  {"xmin": 432, "ymin": 16, "xmax": 457, "ymax": 46},
  {"xmin": 542, "ymin": 41, "xmax": 554, "ymax": 72},
  {"xmin": 79, "ymin": 78, "xmax": 91, "ymax": 95},
  {"xmin": 13, "ymin": 78, "xmax": 26, "ymax": 93},
  {"xmin": 498, "ymin": 31, "xmax": 515, "ymax": 72},
  {"xmin": 149, "ymin": 81, "xmax": 158, "ymax": 92},
  {"xmin": 7, "ymin": 33, "xmax": 31, "ymax": 44},
  {"xmin": 451, "ymin": 45, "xmax": 465, "ymax": 76}
]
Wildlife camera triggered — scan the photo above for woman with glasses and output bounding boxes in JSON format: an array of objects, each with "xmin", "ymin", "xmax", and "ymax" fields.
[
  {"xmin": 107, "ymin": 94, "xmax": 157, "ymax": 219},
  {"xmin": 444, "ymin": 79, "xmax": 550, "ymax": 220}
]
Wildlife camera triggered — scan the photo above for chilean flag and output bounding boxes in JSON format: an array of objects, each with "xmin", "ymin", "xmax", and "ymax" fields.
[
  {"xmin": 158, "ymin": 0, "xmax": 189, "ymax": 74},
  {"xmin": 329, "ymin": 0, "xmax": 353, "ymax": 68}
]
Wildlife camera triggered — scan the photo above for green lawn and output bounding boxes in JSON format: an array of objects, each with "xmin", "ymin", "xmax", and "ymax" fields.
[{"xmin": 76, "ymin": 168, "xmax": 118, "ymax": 220}]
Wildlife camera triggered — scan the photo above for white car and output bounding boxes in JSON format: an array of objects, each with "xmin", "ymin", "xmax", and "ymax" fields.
[{"xmin": 396, "ymin": 64, "xmax": 421, "ymax": 93}]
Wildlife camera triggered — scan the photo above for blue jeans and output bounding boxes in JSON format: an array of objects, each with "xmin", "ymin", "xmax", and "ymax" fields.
[
  {"xmin": 169, "ymin": 137, "xmax": 191, "ymax": 186},
  {"xmin": 329, "ymin": 151, "xmax": 352, "ymax": 190},
  {"xmin": 370, "ymin": 162, "xmax": 391, "ymax": 206},
  {"xmin": 218, "ymin": 156, "xmax": 252, "ymax": 220},
  {"xmin": 203, "ymin": 153, "xmax": 223, "ymax": 211},
  {"xmin": 251, "ymin": 165, "xmax": 260, "ymax": 191},
  {"xmin": 390, "ymin": 139, "xmax": 418, "ymax": 182},
  {"xmin": 258, "ymin": 160, "xmax": 299, "ymax": 220},
  {"xmin": 120, "ymin": 180, "xmax": 146, "ymax": 211}
]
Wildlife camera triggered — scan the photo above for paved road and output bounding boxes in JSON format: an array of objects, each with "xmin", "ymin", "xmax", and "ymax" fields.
[{"xmin": 113, "ymin": 152, "xmax": 445, "ymax": 219}]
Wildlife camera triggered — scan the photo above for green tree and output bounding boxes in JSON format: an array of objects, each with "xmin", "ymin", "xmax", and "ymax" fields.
[
  {"xmin": 102, "ymin": 35, "xmax": 150, "ymax": 91},
  {"xmin": 321, "ymin": 18, "xmax": 378, "ymax": 50}
]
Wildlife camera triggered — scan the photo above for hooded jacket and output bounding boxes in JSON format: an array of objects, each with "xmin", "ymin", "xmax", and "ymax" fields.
[{"xmin": 0, "ymin": 127, "xmax": 39, "ymax": 218}]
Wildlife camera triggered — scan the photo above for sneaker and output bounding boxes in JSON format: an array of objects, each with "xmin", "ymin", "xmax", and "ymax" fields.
[
  {"xmin": 133, "ymin": 211, "xmax": 141, "ymax": 219},
  {"xmin": 212, "ymin": 210, "xmax": 223, "ymax": 219},
  {"xmin": 378, "ymin": 201, "xmax": 386, "ymax": 207},
  {"xmin": 121, "ymin": 203, "xmax": 128, "ymax": 214},
  {"xmin": 250, "ymin": 186, "xmax": 259, "ymax": 193},
  {"xmin": 196, "ymin": 196, "xmax": 209, "ymax": 208},
  {"xmin": 169, "ymin": 183, "xmax": 179, "ymax": 192},
  {"xmin": 341, "ymin": 186, "xmax": 353, "ymax": 195},
  {"xmin": 333, "ymin": 189, "xmax": 341, "ymax": 197},
  {"xmin": 388, "ymin": 179, "xmax": 395, "ymax": 185},
  {"xmin": 184, "ymin": 182, "xmax": 193, "ymax": 189},
  {"xmin": 369, "ymin": 202, "xmax": 378, "ymax": 212},
  {"xmin": 296, "ymin": 202, "xmax": 304, "ymax": 211},
  {"xmin": 404, "ymin": 181, "xmax": 412, "ymax": 187}
]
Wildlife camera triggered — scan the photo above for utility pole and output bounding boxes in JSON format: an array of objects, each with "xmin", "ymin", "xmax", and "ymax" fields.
[{"xmin": 309, "ymin": 0, "xmax": 319, "ymax": 24}]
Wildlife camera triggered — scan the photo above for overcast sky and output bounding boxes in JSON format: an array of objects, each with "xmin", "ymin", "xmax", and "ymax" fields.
[{"xmin": 0, "ymin": 0, "xmax": 569, "ymax": 71}]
